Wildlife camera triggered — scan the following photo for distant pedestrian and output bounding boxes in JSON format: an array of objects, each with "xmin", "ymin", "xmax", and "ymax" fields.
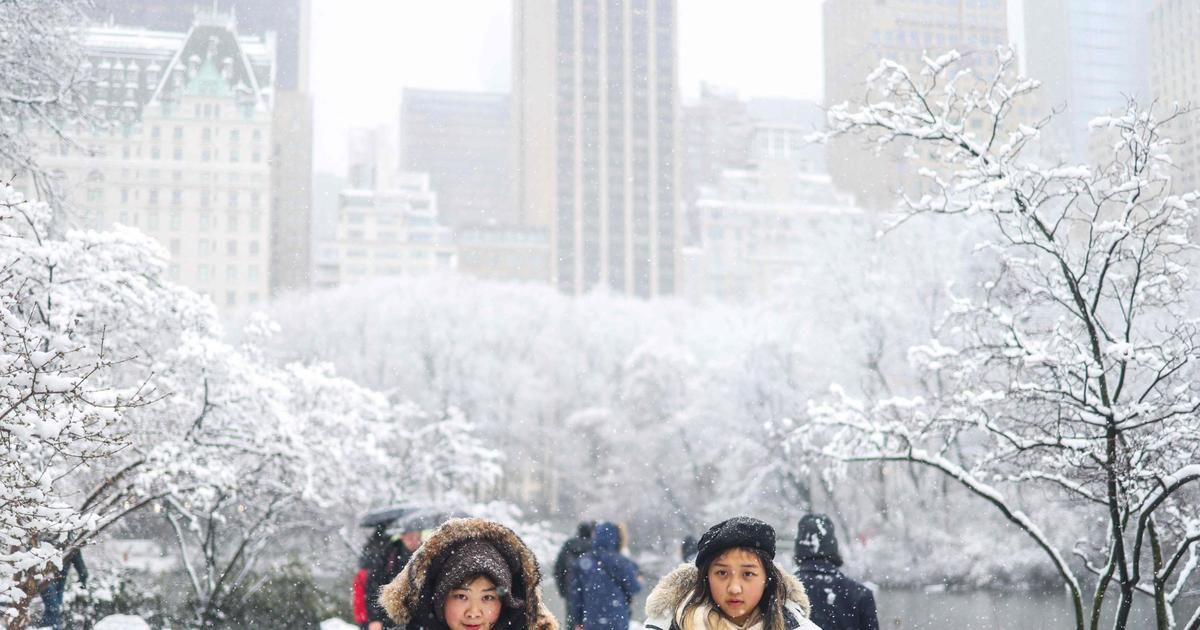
[
  {"xmin": 355, "ymin": 524, "xmax": 391, "ymax": 629},
  {"xmin": 644, "ymin": 517, "xmax": 820, "ymax": 630},
  {"xmin": 554, "ymin": 521, "xmax": 595, "ymax": 628},
  {"xmin": 793, "ymin": 514, "xmax": 878, "ymax": 630},
  {"xmin": 366, "ymin": 527, "xmax": 424, "ymax": 630},
  {"xmin": 378, "ymin": 517, "xmax": 559, "ymax": 630},
  {"xmin": 39, "ymin": 548, "xmax": 88, "ymax": 630},
  {"xmin": 680, "ymin": 535, "xmax": 699, "ymax": 564},
  {"xmin": 569, "ymin": 521, "xmax": 640, "ymax": 630}
]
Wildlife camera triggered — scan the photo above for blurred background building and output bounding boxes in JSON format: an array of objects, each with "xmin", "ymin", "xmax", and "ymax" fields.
[
  {"xmin": 92, "ymin": 0, "xmax": 313, "ymax": 297},
  {"xmin": 513, "ymin": 0, "xmax": 682, "ymax": 297}
]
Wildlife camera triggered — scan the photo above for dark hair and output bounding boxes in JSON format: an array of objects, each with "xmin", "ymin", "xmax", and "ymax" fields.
[{"xmin": 682, "ymin": 546, "xmax": 786, "ymax": 630}]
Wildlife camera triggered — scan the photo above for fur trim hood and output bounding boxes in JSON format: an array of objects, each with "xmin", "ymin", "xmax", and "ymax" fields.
[
  {"xmin": 380, "ymin": 517, "xmax": 559, "ymax": 630},
  {"xmin": 645, "ymin": 563, "xmax": 812, "ymax": 623}
]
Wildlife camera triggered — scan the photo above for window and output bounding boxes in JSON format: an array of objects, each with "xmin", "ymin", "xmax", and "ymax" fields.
[
  {"xmin": 230, "ymin": 129, "xmax": 240, "ymax": 143},
  {"xmin": 202, "ymin": 128, "xmax": 211, "ymax": 142},
  {"xmin": 198, "ymin": 238, "xmax": 211, "ymax": 255},
  {"xmin": 227, "ymin": 212, "xmax": 238, "ymax": 231},
  {"xmin": 198, "ymin": 264, "xmax": 212, "ymax": 280},
  {"xmin": 250, "ymin": 212, "xmax": 261, "ymax": 230},
  {"xmin": 226, "ymin": 240, "xmax": 237, "ymax": 255},
  {"xmin": 249, "ymin": 240, "xmax": 260, "ymax": 255},
  {"xmin": 225, "ymin": 291, "xmax": 236, "ymax": 307},
  {"xmin": 149, "ymin": 189, "xmax": 159, "ymax": 205},
  {"xmin": 228, "ymin": 191, "xmax": 238, "ymax": 208},
  {"xmin": 169, "ymin": 211, "xmax": 182, "ymax": 230},
  {"xmin": 151, "ymin": 126, "xmax": 161, "ymax": 139},
  {"xmin": 251, "ymin": 192, "xmax": 261, "ymax": 209},
  {"xmin": 148, "ymin": 210, "xmax": 160, "ymax": 230},
  {"xmin": 173, "ymin": 126, "xmax": 183, "ymax": 140},
  {"xmin": 173, "ymin": 147, "xmax": 182, "ymax": 161}
]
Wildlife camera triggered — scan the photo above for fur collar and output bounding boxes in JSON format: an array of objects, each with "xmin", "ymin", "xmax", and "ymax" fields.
[
  {"xmin": 645, "ymin": 564, "xmax": 812, "ymax": 621},
  {"xmin": 379, "ymin": 517, "xmax": 559, "ymax": 630}
]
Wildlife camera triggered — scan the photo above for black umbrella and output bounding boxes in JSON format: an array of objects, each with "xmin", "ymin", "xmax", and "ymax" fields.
[
  {"xmin": 358, "ymin": 504, "xmax": 423, "ymax": 528},
  {"xmin": 388, "ymin": 507, "xmax": 470, "ymax": 533}
]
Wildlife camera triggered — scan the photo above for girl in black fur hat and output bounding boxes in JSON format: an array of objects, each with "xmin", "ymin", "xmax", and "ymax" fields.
[{"xmin": 643, "ymin": 517, "xmax": 820, "ymax": 630}]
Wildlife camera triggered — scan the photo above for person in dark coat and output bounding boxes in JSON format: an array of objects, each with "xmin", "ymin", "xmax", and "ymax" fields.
[
  {"xmin": 793, "ymin": 514, "xmax": 879, "ymax": 630},
  {"xmin": 39, "ymin": 548, "xmax": 88, "ymax": 630},
  {"xmin": 356, "ymin": 524, "xmax": 391, "ymax": 629},
  {"xmin": 366, "ymin": 528, "xmax": 423, "ymax": 629},
  {"xmin": 680, "ymin": 535, "xmax": 699, "ymax": 564},
  {"xmin": 568, "ymin": 521, "xmax": 640, "ymax": 630},
  {"xmin": 553, "ymin": 521, "xmax": 595, "ymax": 628}
]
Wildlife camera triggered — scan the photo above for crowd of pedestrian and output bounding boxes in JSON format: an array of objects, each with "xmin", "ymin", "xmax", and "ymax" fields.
[{"xmin": 350, "ymin": 511, "xmax": 878, "ymax": 630}]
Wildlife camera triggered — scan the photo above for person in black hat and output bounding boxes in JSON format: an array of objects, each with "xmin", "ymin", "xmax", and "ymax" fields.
[
  {"xmin": 680, "ymin": 535, "xmax": 699, "ymax": 564},
  {"xmin": 379, "ymin": 517, "xmax": 559, "ymax": 630},
  {"xmin": 793, "ymin": 514, "xmax": 878, "ymax": 630},
  {"xmin": 553, "ymin": 521, "xmax": 595, "ymax": 629},
  {"xmin": 644, "ymin": 517, "xmax": 820, "ymax": 630}
]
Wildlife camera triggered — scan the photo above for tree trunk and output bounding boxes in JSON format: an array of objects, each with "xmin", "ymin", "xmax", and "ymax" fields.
[{"xmin": 1149, "ymin": 520, "xmax": 1170, "ymax": 630}]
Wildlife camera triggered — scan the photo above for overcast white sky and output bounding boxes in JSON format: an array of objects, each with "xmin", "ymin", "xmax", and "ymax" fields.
[{"xmin": 310, "ymin": 1, "xmax": 826, "ymax": 175}]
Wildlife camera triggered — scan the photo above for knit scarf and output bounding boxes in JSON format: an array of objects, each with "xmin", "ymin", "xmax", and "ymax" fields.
[{"xmin": 677, "ymin": 601, "xmax": 764, "ymax": 630}]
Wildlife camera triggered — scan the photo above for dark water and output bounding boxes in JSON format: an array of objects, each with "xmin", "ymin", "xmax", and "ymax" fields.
[
  {"xmin": 874, "ymin": 588, "xmax": 1185, "ymax": 629},
  {"xmin": 546, "ymin": 584, "xmax": 1196, "ymax": 630}
]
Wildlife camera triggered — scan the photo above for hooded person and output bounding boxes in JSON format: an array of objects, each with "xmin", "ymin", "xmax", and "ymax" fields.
[
  {"xmin": 379, "ymin": 517, "xmax": 559, "ymax": 630},
  {"xmin": 644, "ymin": 517, "xmax": 820, "ymax": 630},
  {"xmin": 568, "ymin": 521, "xmax": 641, "ymax": 630},
  {"xmin": 792, "ymin": 515, "xmax": 878, "ymax": 630}
]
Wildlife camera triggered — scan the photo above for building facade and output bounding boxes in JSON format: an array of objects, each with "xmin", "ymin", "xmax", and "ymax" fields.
[
  {"xmin": 33, "ymin": 16, "xmax": 276, "ymax": 310},
  {"xmin": 92, "ymin": 0, "xmax": 314, "ymax": 295},
  {"xmin": 400, "ymin": 89, "xmax": 513, "ymax": 229},
  {"xmin": 1024, "ymin": 0, "xmax": 1152, "ymax": 161},
  {"xmin": 513, "ymin": 0, "xmax": 681, "ymax": 297},
  {"xmin": 823, "ymin": 0, "xmax": 1009, "ymax": 209},
  {"xmin": 334, "ymin": 173, "xmax": 457, "ymax": 285},
  {"xmin": 1150, "ymin": 0, "xmax": 1200, "ymax": 192}
]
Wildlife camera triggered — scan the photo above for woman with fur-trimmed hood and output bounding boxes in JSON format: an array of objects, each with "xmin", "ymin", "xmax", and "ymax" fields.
[
  {"xmin": 379, "ymin": 517, "xmax": 560, "ymax": 630},
  {"xmin": 644, "ymin": 517, "xmax": 822, "ymax": 630}
]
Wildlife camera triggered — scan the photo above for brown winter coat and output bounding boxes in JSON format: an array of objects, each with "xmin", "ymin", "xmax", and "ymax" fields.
[{"xmin": 379, "ymin": 517, "xmax": 559, "ymax": 630}]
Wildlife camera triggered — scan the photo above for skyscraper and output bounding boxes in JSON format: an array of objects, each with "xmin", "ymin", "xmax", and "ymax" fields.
[
  {"xmin": 1024, "ymin": 0, "xmax": 1152, "ymax": 161},
  {"xmin": 823, "ymin": 0, "xmax": 1008, "ymax": 209},
  {"xmin": 92, "ymin": 0, "xmax": 313, "ymax": 296},
  {"xmin": 513, "ymin": 0, "xmax": 681, "ymax": 297},
  {"xmin": 400, "ymin": 88, "xmax": 513, "ymax": 229},
  {"xmin": 1149, "ymin": 0, "xmax": 1200, "ymax": 192}
]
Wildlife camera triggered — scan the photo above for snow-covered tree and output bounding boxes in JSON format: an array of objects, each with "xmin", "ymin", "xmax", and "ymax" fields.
[
  {"xmin": 798, "ymin": 48, "xmax": 1200, "ymax": 630},
  {"xmin": 0, "ymin": 186, "xmax": 161, "ymax": 627},
  {"xmin": 0, "ymin": 0, "xmax": 94, "ymax": 200}
]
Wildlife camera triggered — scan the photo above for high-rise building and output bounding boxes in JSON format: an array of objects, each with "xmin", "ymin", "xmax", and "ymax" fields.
[
  {"xmin": 1150, "ymin": 1, "xmax": 1200, "ymax": 192},
  {"xmin": 513, "ymin": 0, "xmax": 681, "ymax": 297},
  {"xmin": 31, "ymin": 15, "xmax": 276, "ymax": 311},
  {"xmin": 400, "ymin": 89, "xmax": 513, "ymax": 229},
  {"xmin": 92, "ymin": 0, "xmax": 313, "ymax": 296},
  {"xmin": 1024, "ymin": 0, "xmax": 1152, "ymax": 161},
  {"xmin": 823, "ymin": 0, "xmax": 1008, "ymax": 209}
]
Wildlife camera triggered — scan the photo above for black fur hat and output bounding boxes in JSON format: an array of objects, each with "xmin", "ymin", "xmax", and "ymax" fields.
[{"xmin": 695, "ymin": 517, "xmax": 776, "ymax": 568}]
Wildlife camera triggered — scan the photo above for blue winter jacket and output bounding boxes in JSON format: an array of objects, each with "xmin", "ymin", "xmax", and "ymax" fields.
[{"xmin": 568, "ymin": 522, "xmax": 641, "ymax": 630}]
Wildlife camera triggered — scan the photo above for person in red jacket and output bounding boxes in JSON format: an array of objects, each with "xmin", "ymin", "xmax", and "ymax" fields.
[{"xmin": 355, "ymin": 525, "xmax": 391, "ymax": 629}]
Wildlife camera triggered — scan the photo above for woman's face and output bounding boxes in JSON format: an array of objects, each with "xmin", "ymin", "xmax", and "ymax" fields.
[
  {"xmin": 706, "ymin": 548, "xmax": 767, "ymax": 625},
  {"xmin": 443, "ymin": 575, "xmax": 503, "ymax": 630}
]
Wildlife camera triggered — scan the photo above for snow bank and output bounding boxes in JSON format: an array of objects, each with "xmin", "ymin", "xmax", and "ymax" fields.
[
  {"xmin": 95, "ymin": 616, "xmax": 150, "ymax": 630},
  {"xmin": 321, "ymin": 619, "xmax": 359, "ymax": 630}
]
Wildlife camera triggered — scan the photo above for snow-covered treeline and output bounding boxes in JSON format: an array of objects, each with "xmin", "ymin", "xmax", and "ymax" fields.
[
  {"xmin": 261, "ymin": 212, "xmax": 1042, "ymax": 586},
  {"xmin": 0, "ymin": 183, "xmax": 511, "ymax": 627}
]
